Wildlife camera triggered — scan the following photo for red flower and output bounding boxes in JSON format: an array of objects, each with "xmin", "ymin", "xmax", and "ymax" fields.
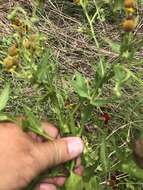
[{"xmin": 102, "ymin": 112, "xmax": 111, "ymax": 125}]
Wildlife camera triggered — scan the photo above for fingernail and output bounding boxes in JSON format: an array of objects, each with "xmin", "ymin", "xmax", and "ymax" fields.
[
  {"xmin": 67, "ymin": 137, "xmax": 84, "ymax": 158},
  {"xmin": 40, "ymin": 184, "xmax": 57, "ymax": 190}
]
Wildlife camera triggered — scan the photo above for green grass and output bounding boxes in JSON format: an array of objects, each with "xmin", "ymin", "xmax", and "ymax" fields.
[{"xmin": 0, "ymin": 0, "xmax": 143, "ymax": 189}]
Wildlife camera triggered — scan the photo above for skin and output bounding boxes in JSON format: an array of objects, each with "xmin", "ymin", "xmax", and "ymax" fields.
[
  {"xmin": 0, "ymin": 122, "xmax": 84, "ymax": 190},
  {"xmin": 133, "ymin": 140, "xmax": 143, "ymax": 169}
]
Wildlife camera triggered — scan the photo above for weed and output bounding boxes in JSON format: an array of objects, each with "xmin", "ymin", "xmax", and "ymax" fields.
[{"xmin": 0, "ymin": 0, "xmax": 143, "ymax": 189}]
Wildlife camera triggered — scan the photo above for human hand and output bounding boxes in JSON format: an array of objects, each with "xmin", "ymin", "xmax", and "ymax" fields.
[
  {"xmin": 133, "ymin": 140, "xmax": 143, "ymax": 169},
  {"xmin": 0, "ymin": 122, "xmax": 84, "ymax": 190}
]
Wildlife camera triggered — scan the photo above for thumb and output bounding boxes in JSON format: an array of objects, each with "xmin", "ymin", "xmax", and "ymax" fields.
[{"xmin": 33, "ymin": 137, "xmax": 84, "ymax": 171}]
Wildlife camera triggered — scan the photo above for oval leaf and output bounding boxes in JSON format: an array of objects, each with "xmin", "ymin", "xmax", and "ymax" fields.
[
  {"xmin": 0, "ymin": 84, "xmax": 10, "ymax": 111},
  {"xmin": 65, "ymin": 172, "xmax": 83, "ymax": 190}
]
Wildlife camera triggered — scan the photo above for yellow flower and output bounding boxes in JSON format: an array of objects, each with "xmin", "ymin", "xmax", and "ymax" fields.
[
  {"xmin": 23, "ymin": 34, "xmax": 39, "ymax": 51},
  {"xmin": 12, "ymin": 55, "xmax": 19, "ymax": 65},
  {"xmin": 8, "ymin": 65, "xmax": 17, "ymax": 73},
  {"xmin": 8, "ymin": 44, "xmax": 18, "ymax": 57},
  {"xmin": 125, "ymin": 7, "xmax": 135, "ymax": 14},
  {"xmin": 124, "ymin": 0, "xmax": 135, "ymax": 8},
  {"xmin": 3, "ymin": 55, "xmax": 19, "ymax": 72},
  {"xmin": 3, "ymin": 56, "xmax": 14, "ymax": 68},
  {"xmin": 122, "ymin": 18, "xmax": 136, "ymax": 32}
]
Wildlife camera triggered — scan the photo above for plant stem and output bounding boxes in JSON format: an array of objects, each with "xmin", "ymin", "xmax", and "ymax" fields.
[{"xmin": 82, "ymin": 5, "xmax": 99, "ymax": 48}]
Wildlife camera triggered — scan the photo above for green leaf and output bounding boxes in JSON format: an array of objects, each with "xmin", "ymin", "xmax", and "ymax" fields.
[
  {"xmin": 122, "ymin": 161, "xmax": 143, "ymax": 180},
  {"xmin": 100, "ymin": 136, "xmax": 108, "ymax": 172},
  {"xmin": 81, "ymin": 105, "xmax": 93, "ymax": 125},
  {"xmin": 0, "ymin": 114, "xmax": 10, "ymax": 121},
  {"xmin": 113, "ymin": 0, "xmax": 124, "ymax": 12},
  {"xmin": 103, "ymin": 0, "xmax": 111, "ymax": 3},
  {"xmin": 0, "ymin": 84, "xmax": 10, "ymax": 111},
  {"xmin": 35, "ymin": 49, "xmax": 57, "ymax": 83},
  {"xmin": 65, "ymin": 172, "xmax": 83, "ymax": 190},
  {"xmin": 93, "ymin": 61, "xmax": 113, "ymax": 96},
  {"xmin": 103, "ymin": 37, "xmax": 120, "ymax": 54},
  {"xmin": 114, "ymin": 65, "xmax": 131, "ymax": 97},
  {"xmin": 96, "ymin": 60, "xmax": 106, "ymax": 79},
  {"xmin": 72, "ymin": 72, "xmax": 90, "ymax": 98},
  {"xmin": 36, "ymin": 51, "xmax": 50, "ymax": 82},
  {"xmin": 24, "ymin": 107, "xmax": 42, "ymax": 131},
  {"xmin": 90, "ymin": 97, "xmax": 117, "ymax": 106},
  {"xmin": 7, "ymin": 6, "xmax": 27, "ymax": 20},
  {"xmin": 23, "ymin": 107, "xmax": 53, "ymax": 141},
  {"xmin": 81, "ymin": 0, "xmax": 89, "ymax": 7},
  {"xmin": 0, "ymin": 114, "xmax": 16, "ymax": 123},
  {"xmin": 84, "ymin": 176, "xmax": 102, "ymax": 190},
  {"xmin": 114, "ymin": 65, "xmax": 127, "ymax": 81},
  {"xmin": 7, "ymin": 9, "xmax": 17, "ymax": 20},
  {"xmin": 0, "ymin": 114, "xmax": 9, "ymax": 121}
]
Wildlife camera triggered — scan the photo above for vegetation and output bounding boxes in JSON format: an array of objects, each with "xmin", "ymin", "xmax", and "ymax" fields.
[{"xmin": 0, "ymin": 0, "xmax": 143, "ymax": 189}]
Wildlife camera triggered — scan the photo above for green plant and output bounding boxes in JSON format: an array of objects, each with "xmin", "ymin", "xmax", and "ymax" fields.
[{"xmin": 0, "ymin": 0, "xmax": 143, "ymax": 189}]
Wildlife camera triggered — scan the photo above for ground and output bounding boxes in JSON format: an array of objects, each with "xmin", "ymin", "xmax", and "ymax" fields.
[{"xmin": 0, "ymin": 0, "xmax": 143, "ymax": 189}]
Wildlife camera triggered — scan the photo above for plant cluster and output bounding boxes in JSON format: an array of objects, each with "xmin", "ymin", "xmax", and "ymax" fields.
[{"xmin": 0, "ymin": 0, "xmax": 143, "ymax": 189}]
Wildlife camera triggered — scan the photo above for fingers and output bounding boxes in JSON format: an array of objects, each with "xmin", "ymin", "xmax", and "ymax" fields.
[
  {"xmin": 41, "ymin": 177, "xmax": 66, "ymax": 187},
  {"xmin": 74, "ymin": 165, "xmax": 84, "ymax": 176},
  {"xmin": 35, "ymin": 184, "xmax": 57, "ymax": 190},
  {"xmin": 33, "ymin": 137, "xmax": 84, "ymax": 172},
  {"xmin": 133, "ymin": 140, "xmax": 143, "ymax": 157},
  {"xmin": 36, "ymin": 165, "xmax": 83, "ymax": 190},
  {"xmin": 133, "ymin": 140, "xmax": 143, "ymax": 168},
  {"xmin": 40, "ymin": 164, "xmax": 83, "ymax": 185},
  {"xmin": 75, "ymin": 157, "xmax": 81, "ymax": 168},
  {"xmin": 41, "ymin": 122, "xmax": 59, "ymax": 139},
  {"xmin": 28, "ymin": 122, "xmax": 59, "ymax": 142}
]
